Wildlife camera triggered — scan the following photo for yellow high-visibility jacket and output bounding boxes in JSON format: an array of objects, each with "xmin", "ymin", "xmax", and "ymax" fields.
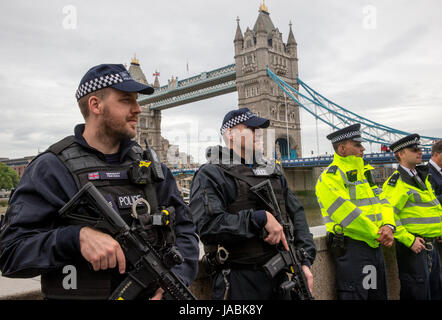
[
  {"xmin": 315, "ymin": 153, "xmax": 395, "ymax": 248},
  {"xmin": 380, "ymin": 167, "xmax": 442, "ymax": 248}
]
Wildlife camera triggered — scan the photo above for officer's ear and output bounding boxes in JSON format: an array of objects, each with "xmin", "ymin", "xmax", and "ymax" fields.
[
  {"xmin": 334, "ymin": 140, "xmax": 347, "ymax": 156},
  {"xmin": 88, "ymin": 88, "xmax": 111, "ymax": 117},
  {"xmin": 396, "ymin": 150, "xmax": 405, "ymax": 163},
  {"xmin": 223, "ymin": 128, "xmax": 233, "ymax": 146},
  {"xmin": 88, "ymin": 95, "xmax": 102, "ymax": 116}
]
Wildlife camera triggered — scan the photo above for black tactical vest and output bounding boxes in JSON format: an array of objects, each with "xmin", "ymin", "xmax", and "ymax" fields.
[
  {"xmin": 40, "ymin": 136, "xmax": 153, "ymax": 299},
  {"xmin": 212, "ymin": 163, "xmax": 289, "ymax": 265}
]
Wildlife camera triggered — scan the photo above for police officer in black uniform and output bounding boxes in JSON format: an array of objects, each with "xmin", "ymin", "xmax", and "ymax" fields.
[
  {"xmin": 428, "ymin": 140, "xmax": 442, "ymax": 204},
  {"xmin": 0, "ymin": 64, "xmax": 199, "ymax": 299},
  {"xmin": 189, "ymin": 108, "xmax": 316, "ymax": 300}
]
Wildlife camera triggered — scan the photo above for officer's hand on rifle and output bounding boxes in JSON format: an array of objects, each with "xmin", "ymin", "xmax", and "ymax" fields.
[
  {"xmin": 376, "ymin": 225, "xmax": 394, "ymax": 247},
  {"xmin": 150, "ymin": 288, "xmax": 164, "ymax": 300},
  {"xmin": 302, "ymin": 265, "xmax": 314, "ymax": 293},
  {"xmin": 264, "ymin": 211, "xmax": 289, "ymax": 251},
  {"xmin": 410, "ymin": 236, "xmax": 426, "ymax": 254},
  {"xmin": 79, "ymin": 226, "xmax": 126, "ymax": 274}
]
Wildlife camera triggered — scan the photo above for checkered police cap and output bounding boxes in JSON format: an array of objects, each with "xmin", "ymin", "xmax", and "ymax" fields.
[
  {"xmin": 220, "ymin": 108, "xmax": 270, "ymax": 135},
  {"xmin": 75, "ymin": 64, "xmax": 154, "ymax": 101},
  {"xmin": 330, "ymin": 130, "xmax": 361, "ymax": 143},
  {"xmin": 389, "ymin": 134, "xmax": 421, "ymax": 153},
  {"xmin": 327, "ymin": 123, "xmax": 366, "ymax": 144}
]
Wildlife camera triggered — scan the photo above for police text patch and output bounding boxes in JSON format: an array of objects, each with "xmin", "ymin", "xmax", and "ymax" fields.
[{"xmin": 117, "ymin": 194, "xmax": 144, "ymax": 209}]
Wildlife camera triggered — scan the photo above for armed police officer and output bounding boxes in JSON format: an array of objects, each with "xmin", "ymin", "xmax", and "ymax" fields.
[
  {"xmin": 315, "ymin": 124, "xmax": 396, "ymax": 300},
  {"xmin": 380, "ymin": 134, "xmax": 442, "ymax": 300},
  {"xmin": 0, "ymin": 64, "xmax": 199, "ymax": 299},
  {"xmin": 189, "ymin": 108, "xmax": 316, "ymax": 300}
]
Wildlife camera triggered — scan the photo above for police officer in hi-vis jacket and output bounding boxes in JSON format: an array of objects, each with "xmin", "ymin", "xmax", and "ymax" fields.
[{"xmin": 315, "ymin": 123, "xmax": 396, "ymax": 300}]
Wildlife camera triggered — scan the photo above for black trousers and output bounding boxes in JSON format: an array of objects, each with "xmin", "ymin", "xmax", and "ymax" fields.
[
  {"xmin": 396, "ymin": 240, "xmax": 442, "ymax": 300},
  {"xmin": 211, "ymin": 267, "xmax": 290, "ymax": 300},
  {"xmin": 332, "ymin": 237, "xmax": 388, "ymax": 300}
]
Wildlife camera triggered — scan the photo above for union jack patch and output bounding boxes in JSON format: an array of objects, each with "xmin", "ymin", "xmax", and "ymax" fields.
[{"xmin": 88, "ymin": 172, "xmax": 100, "ymax": 180}]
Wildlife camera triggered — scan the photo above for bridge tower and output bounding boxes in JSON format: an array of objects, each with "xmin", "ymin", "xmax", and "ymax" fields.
[
  {"xmin": 128, "ymin": 56, "xmax": 167, "ymax": 162},
  {"xmin": 234, "ymin": 3, "xmax": 302, "ymax": 158}
]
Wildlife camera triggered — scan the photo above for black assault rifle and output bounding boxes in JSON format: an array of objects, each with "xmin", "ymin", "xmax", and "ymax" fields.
[
  {"xmin": 59, "ymin": 182, "xmax": 196, "ymax": 300},
  {"xmin": 250, "ymin": 180, "xmax": 314, "ymax": 300}
]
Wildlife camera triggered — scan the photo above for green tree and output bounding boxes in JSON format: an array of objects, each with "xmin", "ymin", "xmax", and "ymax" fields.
[{"xmin": 0, "ymin": 163, "xmax": 20, "ymax": 190}]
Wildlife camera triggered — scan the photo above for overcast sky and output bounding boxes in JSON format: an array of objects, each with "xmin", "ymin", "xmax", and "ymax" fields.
[{"xmin": 1, "ymin": 0, "xmax": 441, "ymax": 162}]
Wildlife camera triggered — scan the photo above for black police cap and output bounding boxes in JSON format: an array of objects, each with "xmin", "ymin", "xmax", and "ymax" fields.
[
  {"xmin": 220, "ymin": 107, "xmax": 270, "ymax": 135},
  {"xmin": 326, "ymin": 124, "xmax": 366, "ymax": 144},
  {"xmin": 76, "ymin": 64, "xmax": 154, "ymax": 101},
  {"xmin": 389, "ymin": 134, "xmax": 421, "ymax": 153}
]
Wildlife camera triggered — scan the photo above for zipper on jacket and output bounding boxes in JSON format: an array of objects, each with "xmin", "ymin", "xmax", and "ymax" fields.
[{"xmin": 203, "ymin": 188, "xmax": 214, "ymax": 216}]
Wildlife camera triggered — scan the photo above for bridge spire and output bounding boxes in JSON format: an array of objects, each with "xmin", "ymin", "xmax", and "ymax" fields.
[
  {"xmin": 234, "ymin": 16, "xmax": 244, "ymax": 42},
  {"xmin": 128, "ymin": 54, "xmax": 148, "ymax": 85},
  {"xmin": 153, "ymin": 70, "xmax": 160, "ymax": 88},
  {"xmin": 131, "ymin": 53, "xmax": 140, "ymax": 66},
  {"xmin": 259, "ymin": 0, "xmax": 269, "ymax": 13},
  {"xmin": 287, "ymin": 20, "xmax": 297, "ymax": 47}
]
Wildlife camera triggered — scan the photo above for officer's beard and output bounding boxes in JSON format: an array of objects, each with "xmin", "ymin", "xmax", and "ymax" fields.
[{"xmin": 98, "ymin": 109, "xmax": 135, "ymax": 147}]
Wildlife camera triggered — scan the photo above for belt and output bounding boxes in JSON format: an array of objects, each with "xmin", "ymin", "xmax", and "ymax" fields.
[
  {"xmin": 225, "ymin": 262, "xmax": 264, "ymax": 271},
  {"xmin": 412, "ymin": 233, "xmax": 436, "ymax": 242}
]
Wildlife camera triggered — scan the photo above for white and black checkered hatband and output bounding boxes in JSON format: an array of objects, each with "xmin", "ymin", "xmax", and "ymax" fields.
[
  {"xmin": 75, "ymin": 73, "xmax": 124, "ymax": 100},
  {"xmin": 390, "ymin": 137, "xmax": 420, "ymax": 153},
  {"xmin": 330, "ymin": 130, "xmax": 361, "ymax": 143},
  {"xmin": 220, "ymin": 113, "xmax": 253, "ymax": 135}
]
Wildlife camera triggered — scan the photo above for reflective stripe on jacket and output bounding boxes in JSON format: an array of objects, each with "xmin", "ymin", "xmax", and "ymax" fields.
[
  {"xmin": 380, "ymin": 169, "xmax": 442, "ymax": 248},
  {"xmin": 315, "ymin": 153, "xmax": 395, "ymax": 248}
]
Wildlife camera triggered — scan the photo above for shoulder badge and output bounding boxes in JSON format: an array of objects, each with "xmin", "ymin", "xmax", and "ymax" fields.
[
  {"xmin": 274, "ymin": 160, "xmax": 283, "ymax": 176},
  {"xmin": 327, "ymin": 165, "xmax": 338, "ymax": 174},
  {"xmin": 387, "ymin": 172, "xmax": 400, "ymax": 187},
  {"xmin": 346, "ymin": 170, "xmax": 358, "ymax": 183}
]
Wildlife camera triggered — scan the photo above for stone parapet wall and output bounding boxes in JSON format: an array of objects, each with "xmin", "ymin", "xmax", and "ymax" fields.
[
  {"xmin": 3, "ymin": 234, "xmax": 441, "ymax": 300},
  {"xmin": 190, "ymin": 234, "xmax": 442, "ymax": 300}
]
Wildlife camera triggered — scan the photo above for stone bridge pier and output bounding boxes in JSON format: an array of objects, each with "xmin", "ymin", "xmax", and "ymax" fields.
[{"xmin": 283, "ymin": 167, "xmax": 323, "ymax": 192}]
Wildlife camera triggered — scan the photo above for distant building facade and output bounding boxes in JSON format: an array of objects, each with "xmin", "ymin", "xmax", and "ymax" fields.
[{"xmin": 0, "ymin": 156, "xmax": 35, "ymax": 178}]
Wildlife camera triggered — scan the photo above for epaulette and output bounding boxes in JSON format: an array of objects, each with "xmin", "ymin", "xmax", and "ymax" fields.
[
  {"xmin": 327, "ymin": 165, "xmax": 338, "ymax": 174},
  {"xmin": 387, "ymin": 172, "xmax": 400, "ymax": 187}
]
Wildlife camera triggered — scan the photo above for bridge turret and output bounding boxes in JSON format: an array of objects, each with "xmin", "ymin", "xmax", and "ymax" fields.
[
  {"xmin": 286, "ymin": 21, "xmax": 299, "ymax": 79},
  {"xmin": 128, "ymin": 53, "xmax": 149, "ymax": 85},
  {"xmin": 234, "ymin": 17, "xmax": 244, "ymax": 56},
  {"xmin": 287, "ymin": 22, "xmax": 297, "ymax": 51},
  {"xmin": 233, "ymin": 3, "xmax": 302, "ymax": 159}
]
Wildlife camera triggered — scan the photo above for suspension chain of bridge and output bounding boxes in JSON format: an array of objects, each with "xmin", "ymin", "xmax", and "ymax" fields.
[{"xmin": 135, "ymin": 4, "xmax": 440, "ymax": 174}]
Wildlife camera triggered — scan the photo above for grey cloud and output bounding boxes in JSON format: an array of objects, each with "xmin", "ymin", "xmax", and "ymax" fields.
[{"xmin": 0, "ymin": 1, "xmax": 441, "ymax": 159}]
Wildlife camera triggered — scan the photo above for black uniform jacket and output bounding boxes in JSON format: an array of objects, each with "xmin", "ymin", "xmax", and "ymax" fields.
[
  {"xmin": 428, "ymin": 161, "xmax": 442, "ymax": 203},
  {"xmin": 0, "ymin": 124, "xmax": 199, "ymax": 286},
  {"xmin": 189, "ymin": 146, "xmax": 316, "ymax": 267}
]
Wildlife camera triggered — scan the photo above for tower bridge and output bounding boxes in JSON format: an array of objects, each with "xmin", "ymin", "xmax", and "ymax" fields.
[{"xmin": 130, "ymin": 3, "xmax": 441, "ymax": 191}]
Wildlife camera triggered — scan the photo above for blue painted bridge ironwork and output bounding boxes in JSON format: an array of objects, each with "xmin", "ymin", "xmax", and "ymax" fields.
[
  {"xmin": 136, "ymin": 62, "xmax": 440, "ymax": 149},
  {"xmin": 170, "ymin": 150, "xmax": 431, "ymax": 175},
  {"xmin": 138, "ymin": 64, "xmax": 236, "ymax": 110},
  {"xmin": 282, "ymin": 150, "xmax": 431, "ymax": 168}
]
